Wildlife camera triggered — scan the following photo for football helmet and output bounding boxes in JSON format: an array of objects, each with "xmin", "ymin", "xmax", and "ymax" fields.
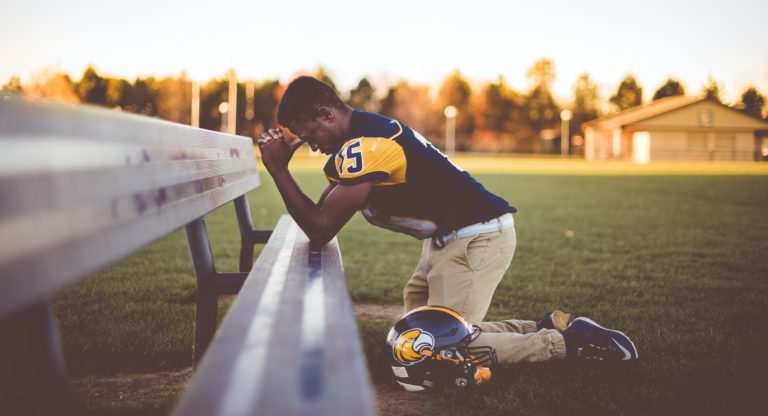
[{"xmin": 386, "ymin": 305, "xmax": 497, "ymax": 391}]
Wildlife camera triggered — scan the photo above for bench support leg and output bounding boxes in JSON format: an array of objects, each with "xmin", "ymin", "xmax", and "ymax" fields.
[
  {"xmin": 185, "ymin": 198, "xmax": 274, "ymax": 368},
  {"xmin": 185, "ymin": 218, "xmax": 220, "ymax": 367},
  {"xmin": 234, "ymin": 195, "xmax": 271, "ymax": 272},
  {"xmin": 0, "ymin": 300, "xmax": 77, "ymax": 415}
]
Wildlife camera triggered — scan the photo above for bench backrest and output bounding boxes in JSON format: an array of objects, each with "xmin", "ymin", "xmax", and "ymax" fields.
[{"xmin": 0, "ymin": 99, "xmax": 259, "ymax": 317}]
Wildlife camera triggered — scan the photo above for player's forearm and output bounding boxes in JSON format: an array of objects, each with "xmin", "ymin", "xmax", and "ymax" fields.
[{"xmin": 269, "ymin": 168, "xmax": 335, "ymax": 244}]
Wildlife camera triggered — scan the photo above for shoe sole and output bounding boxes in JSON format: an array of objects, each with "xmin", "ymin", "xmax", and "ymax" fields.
[{"xmin": 570, "ymin": 317, "xmax": 639, "ymax": 360}]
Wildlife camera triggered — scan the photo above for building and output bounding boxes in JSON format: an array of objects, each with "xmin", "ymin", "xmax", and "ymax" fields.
[{"xmin": 582, "ymin": 96, "xmax": 768, "ymax": 162}]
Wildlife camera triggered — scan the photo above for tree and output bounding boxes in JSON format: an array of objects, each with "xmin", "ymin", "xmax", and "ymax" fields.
[
  {"xmin": 475, "ymin": 76, "xmax": 530, "ymax": 151},
  {"xmin": 314, "ymin": 67, "xmax": 337, "ymax": 92},
  {"xmin": 652, "ymin": 77, "xmax": 686, "ymax": 101},
  {"xmin": 702, "ymin": 74, "xmax": 722, "ymax": 103},
  {"xmin": 76, "ymin": 66, "xmax": 108, "ymax": 105},
  {"xmin": 524, "ymin": 59, "xmax": 560, "ymax": 132},
  {"xmin": 199, "ymin": 78, "xmax": 228, "ymax": 131},
  {"xmin": 379, "ymin": 84, "xmax": 398, "ymax": 118},
  {"xmin": 526, "ymin": 58, "xmax": 556, "ymax": 89},
  {"xmin": 525, "ymin": 84, "xmax": 560, "ymax": 132},
  {"xmin": 347, "ymin": 78, "xmax": 377, "ymax": 112},
  {"xmin": 22, "ymin": 68, "xmax": 79, "ymax": 103},
  {"xmin": 250, "ymin": 79, "xmax": 281, "ymax": 135},
  {"xmin": 157, "ymin": 73, "xmax": 192, "ymax": 124},
  {"xmin": 2, "ymin": 76, "xmax": 23, "ymax": 95},
  {"xmin": 438, "ymin": 70, "xmax": 475, "ymax": 149},
  {"xmin": 124, "ymin": 77, "xmax": 159, "ymax": 116},
  {"xmin": 106, "ymin": 78, "xmax": 131, "ymax": 109},
  {"xmin": 571, "ymin": 73, "xmax": 601, "ymax": 134},
  {"xmin": 610, "ymin": 75, "xmax": 643, "ymax": 111},
  {"xmin": 380, "ymin": 81, "xmax": 441, "ymax": 144},
  {"xmin": 740, "ymin": 87, "xmax": 766, "ymax": 119}
]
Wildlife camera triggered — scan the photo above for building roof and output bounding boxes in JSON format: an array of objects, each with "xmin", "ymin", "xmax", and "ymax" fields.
[{"xmin": 583, "ymin": 95, "xmax": 706, "ymax": 130}]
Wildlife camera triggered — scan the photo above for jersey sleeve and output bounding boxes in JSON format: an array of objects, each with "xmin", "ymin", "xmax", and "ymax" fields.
[
  {"xmin": 323, "ymin": 155, "xmax": 340, "ymax": 184},
  {"xmin": 334, "ymin": 138, "xmax": 406, "ymax": 186}
]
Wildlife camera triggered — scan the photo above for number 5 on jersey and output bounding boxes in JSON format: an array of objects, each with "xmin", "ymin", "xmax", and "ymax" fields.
[{"xmin": 337, "ymin": 140, "xmax": 364, "ymax": 175}]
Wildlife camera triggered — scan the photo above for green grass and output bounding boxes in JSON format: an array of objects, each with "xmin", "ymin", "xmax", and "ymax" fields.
[{"xmin": 54, "ymin": 158, "xmax": 768, "ymax": 415}]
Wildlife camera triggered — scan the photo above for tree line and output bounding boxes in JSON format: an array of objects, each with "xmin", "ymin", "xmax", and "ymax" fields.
[{"xmin": 2, "ymin": 61, "xmax": 766, "ymax": 153}]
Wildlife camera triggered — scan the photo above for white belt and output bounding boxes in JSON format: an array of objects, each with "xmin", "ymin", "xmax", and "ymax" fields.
[{"xmin": 432, "ymin": 213, "xmax": 514, "ymax": 248}]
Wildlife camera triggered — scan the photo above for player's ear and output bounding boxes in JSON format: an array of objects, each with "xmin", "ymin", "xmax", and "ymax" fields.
[{"xmin": 317, "ymin": 106, "xmax": 334, "ymax": 122}]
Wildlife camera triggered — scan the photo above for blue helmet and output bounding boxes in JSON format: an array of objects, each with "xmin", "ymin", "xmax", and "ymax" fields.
[{"xmin": 386, "ymin": 305, "xmax": 497, "ymax": 391}]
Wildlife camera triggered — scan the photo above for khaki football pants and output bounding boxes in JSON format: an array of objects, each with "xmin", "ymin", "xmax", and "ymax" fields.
[{"xmin": 403, "ymin": 223, "xmax": 567, "ymax": 363}]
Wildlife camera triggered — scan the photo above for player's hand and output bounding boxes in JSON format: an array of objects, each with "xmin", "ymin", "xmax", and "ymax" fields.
[{"xmin": 257, "ymin": 128, "xmax": 304, "ymax": 173}]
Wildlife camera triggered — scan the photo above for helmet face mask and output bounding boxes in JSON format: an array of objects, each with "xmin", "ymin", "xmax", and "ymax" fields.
[{"xmin": 387, "ymin": 306, "xmax": 498, "ymax": 391}]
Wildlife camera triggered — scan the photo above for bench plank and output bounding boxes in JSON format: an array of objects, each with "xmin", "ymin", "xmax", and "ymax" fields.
[
  {"xmin": 0, "ymin": 99, "xmax": 259, "ymax": 316},
  {"xmin": 175, "ymin": 215, "xmax": 377, "ymax": 416}
]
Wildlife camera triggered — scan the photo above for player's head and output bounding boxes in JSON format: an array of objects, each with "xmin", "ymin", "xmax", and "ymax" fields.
[{"xmin": 277, "ymin": 76, "xmax": 350, "ymax": 155}]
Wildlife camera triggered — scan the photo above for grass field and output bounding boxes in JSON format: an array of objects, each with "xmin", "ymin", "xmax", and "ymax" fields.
[{"xmin": 53, "ymin": 156, "xmax": 768, "ymax": 415}]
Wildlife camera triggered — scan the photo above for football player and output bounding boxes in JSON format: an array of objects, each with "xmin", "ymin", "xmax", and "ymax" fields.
[{"xmin": 258, "ymin": 76, "xmax": 637, "ymax": 368}]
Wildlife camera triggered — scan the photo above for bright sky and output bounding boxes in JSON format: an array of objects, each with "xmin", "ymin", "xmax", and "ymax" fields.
[{"xmin": 2, "ymin": 0, "xmax": 767, "ymax": 104}]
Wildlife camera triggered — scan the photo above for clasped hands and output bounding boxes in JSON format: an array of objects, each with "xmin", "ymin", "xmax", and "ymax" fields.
[{"xmin": 256, "ymin": 127, "xmax": 304, "ymax": 173}]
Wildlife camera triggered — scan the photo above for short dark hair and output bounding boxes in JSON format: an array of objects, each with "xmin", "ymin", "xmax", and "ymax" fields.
[{"xmin": 277, "ymin": 76, "xmax": 344, "ymax": 126}]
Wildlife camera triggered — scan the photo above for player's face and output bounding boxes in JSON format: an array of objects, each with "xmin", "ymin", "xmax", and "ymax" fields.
[{"xmin": 288, "ymin": 117, "xmax": 342, "ymax": 155}]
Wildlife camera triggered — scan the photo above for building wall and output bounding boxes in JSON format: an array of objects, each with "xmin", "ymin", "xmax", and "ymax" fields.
[
  {"xmin": 635, "ymin": 100, "xmax": 766, "ymax": 130},
  {"xmin": 648, "ymin": 130, "xmax": 755, "ymax": 161},
  {"xmin": 585, "ymin": 101, "xmax": 768, "ymax": 161}
]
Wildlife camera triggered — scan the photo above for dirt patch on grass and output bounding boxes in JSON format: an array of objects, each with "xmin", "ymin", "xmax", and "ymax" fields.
[
  {"xmin": 374, "ymin": 381, "xmax": 429, "ymax": 416},
  {"xmin": 74, "ymin": 367, "xmax": 427, "ymax": 416},
  {"xmin": 355, "ymin": 303, "xmax": 403, "ymax": 322},
  {"xmin": 72, "ymin": 303, "xmax": 413, "ymax": 414},
  {"xmin": 73, "ymin": 367, "xmax": 191, "ymax": 411}
]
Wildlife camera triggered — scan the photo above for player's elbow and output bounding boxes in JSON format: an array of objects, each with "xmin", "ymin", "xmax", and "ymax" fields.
[
  {"xmin": 307, "ymin": 231, "xmax": 334, "ymax": 250},
  {"xmin": 304, "ymin": 220, "xmax": 336, "ymax": 249}
]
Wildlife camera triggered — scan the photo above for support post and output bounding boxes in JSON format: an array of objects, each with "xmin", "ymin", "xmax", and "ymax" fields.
[
  {"xmin": 234, "ymin": 196, "xmax": 271, "ymax": 272},
  {"xmin": 0, "ymin": 301, "xmax": 77, "ymax": 415},
  {"xmin": 185, "ymin": 218, "xmax": 220, "ymax": 367}
]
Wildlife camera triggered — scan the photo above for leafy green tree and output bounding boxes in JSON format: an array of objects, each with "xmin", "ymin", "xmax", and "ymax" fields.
[
  {"xmin": 476, "ymin": 76, "xmax": 530, "ymax": 151},
  {"xmin": 525, "ymin": 84, "xmax": 560, "ymax": 131},
  {"xmin": 379, "ymin": 85, "xmax": 398, "ymax": 118},
  {"xmin": 251, "ymin": 79, "xmax": 280, "ymax": 133},
  {"xmin": 122, "ymin": 77, "xmax": 159, "ymax": 116},
  {"xmin": 314, "ymin": 67, "xmax": 337, "ymax": 92},
  {"xmin": 438, "ymin": 70, "xmax": 475, "ymax": 149},
  {"xmin": 347, "ymin": 78, "xmax": 377, "ymax": 112},
  {"xmin": 380, "ymin": 81, "xmax": 441, "ymax": 144},
  {"xmin": 25, "ymin": 70, "xmax": 79, "ymax": 103},
  {"xmin": 610, "ymin": 74, "xmax": 643, "ymax": 111},
  {"xmin": 157, "ymin": 74, "xmax": 192, "ymax": 124},
  {"xmin": 106, "ymin": 78, "xmax": 131, "ymax": 109},
  {"xmin": 2, "ymin": 76, "xmax": 22, "ymax": 95},
  {"xmin": 571, "ymin": 73, "xmax": 601, "ymax": 135},
  {"xmin": 524, "ymin": 59, "xmax": 560, "ymax": 132},
  {"xmin": 526, "ymin": 58, "xmax": 556, "ymax": 88},
  {"xmin": 702, "ymin": 74, "xmax": 722, "ymax": 102},
  {"xmin": 740, "ymin": 87, "xmax": 766, "ymax": 119},
  {"xmin": 652, "ymin": 77, "xmax": 686, "ymax": 101},
  {"xmin": 199, "ymin": 78, "xmax": 228, "ymax": 131},
  {"xmin": 76, "ymin": 66, "xmax": 108, "ymax": 105}
]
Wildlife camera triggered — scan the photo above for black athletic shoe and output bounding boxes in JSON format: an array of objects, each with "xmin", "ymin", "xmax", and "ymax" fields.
[
  {"xmin": 564, "ymin": 317, "xmax": 639, "ymax": 361},
  {"xmin": 537, "ymin": 310, "xmax": 573, "ymax": 332}
]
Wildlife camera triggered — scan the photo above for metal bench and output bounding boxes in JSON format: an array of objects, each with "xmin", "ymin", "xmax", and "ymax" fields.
[{"xmin": 0, "ymin": 99, "xmax": 376, "ymax": 416}]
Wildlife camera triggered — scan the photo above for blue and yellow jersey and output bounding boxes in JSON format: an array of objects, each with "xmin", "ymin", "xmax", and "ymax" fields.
[{"xmin": 324, "ymin": 111, "xmax": 516, "ymax": 239}]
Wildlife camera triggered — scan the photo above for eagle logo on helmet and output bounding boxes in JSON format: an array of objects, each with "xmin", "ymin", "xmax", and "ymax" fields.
[{"xmin": 393, "ymin": 328, "xmax": 435, "ymax": 365}]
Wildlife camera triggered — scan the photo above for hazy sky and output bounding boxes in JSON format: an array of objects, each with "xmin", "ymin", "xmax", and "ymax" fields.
[{"xmin": 2, "ymin": 0, "xmax": 766, "ymax": 103}]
